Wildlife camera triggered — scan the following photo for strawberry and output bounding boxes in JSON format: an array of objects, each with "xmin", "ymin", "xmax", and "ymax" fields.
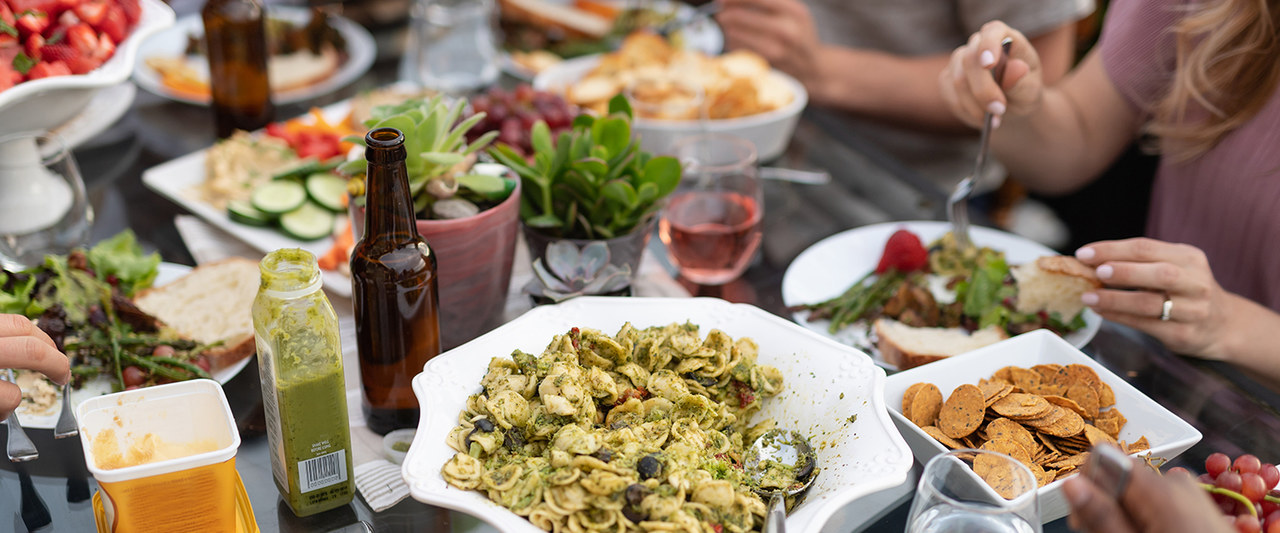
[
  {"xmin": 64, "ymin": 21, "xmax": 92, "ymax": 53},
  {"xmin": 16, "ymin": 11, "xmax": 49, "ymax": 35},
  {"xmin": 62, "ymin": 52, "xmax": 96, "ymax": 73},
  {"xmin": 88, "ymin": 30, "xmax": 109, "ymax": 61},
  {"xmin": 7, "ymin": 0, "xmax": 61, "ymax": 18},
  {"xmin": 94, "ymin": 3, "xmax": 122, "ymax": 43},
  {"xmin": 874, "ymin": 229, "xmax": 929, "ymax": 274},
  {"xmin": 0, "ymin": 2, "xmax": 15, "ymax": 28},
  {"xmin": 23, "ymin": 31, "xmax": 41, "ymax": 59},
  {"xmin": 116, "ymin": 0, "xmax": 138, "ymax": 25},
  {"xmin": 37, "ymin": 41, "xmax": 74, "ymax": 62},
  {"xmin": 26, "ymin": 58, "xmax": 69, "ymax": 78},
  {"xmin": 72, "ymin": 0, "xmax": 103, "ymax": 25}
]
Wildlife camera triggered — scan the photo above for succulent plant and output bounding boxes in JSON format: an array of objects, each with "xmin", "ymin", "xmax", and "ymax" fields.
[
  {"xmin": 340, "ymin": 96, "xmax": 514, "ymax": 219},
  {"xmin": 527, "ymin": 241, "xmax": 632, "ymax": 303},
  {"xmin": 490, "ymin": 95, "xmax": 682, "ymax": 239}
]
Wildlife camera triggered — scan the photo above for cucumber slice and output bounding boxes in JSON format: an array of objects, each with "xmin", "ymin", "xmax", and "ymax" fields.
[
  {"xmin": 306, "ymin": 173, "xmax": 349, "ymax": 212},
  {"xmin": 227, "ymin": 200, "xmax": 272, "ymax": 226},
  {"xmin": 251, "ymin": 181, "xmax": 307, "ymax": 215},
  {"xmin": 279, "ymin": 202, "xmax": 336, "ymax": 241}
]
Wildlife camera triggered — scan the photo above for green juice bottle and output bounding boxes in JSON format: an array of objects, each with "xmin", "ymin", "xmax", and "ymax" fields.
[{"xmin": 252, "ymin": 249, "xmax": 355, "ymax": 516}]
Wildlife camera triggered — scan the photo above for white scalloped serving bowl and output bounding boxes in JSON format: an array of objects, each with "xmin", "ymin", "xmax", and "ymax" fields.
[
  {"xmin": 0, "ymin": 0, "xmax": 174, "ymax": 135},
  {"xmin": 403, "ymin": 296, "xmax": 913, "ymax": 533}
]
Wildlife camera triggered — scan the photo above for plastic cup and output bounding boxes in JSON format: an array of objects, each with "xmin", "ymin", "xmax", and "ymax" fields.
[{"xmin": 77, "ymin": 379, "xmax": 241, "ymax": 532}]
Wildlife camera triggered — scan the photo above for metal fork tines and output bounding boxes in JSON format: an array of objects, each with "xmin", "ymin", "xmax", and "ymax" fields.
[
  {"xmin": 54, "ymin": 382, "xmax": 77, "ymax": 439},
  {"xmin": 948, "ymin": 37, "xmax": 1013, "ymax": 250},
  {"xmin": 3, "ymin": 370, "xmax": 38, "ymax": 462}
]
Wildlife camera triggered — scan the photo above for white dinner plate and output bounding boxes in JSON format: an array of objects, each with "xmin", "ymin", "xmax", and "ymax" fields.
[
  {"xmin": 403, "ymin": 296, "xmax": 913, "ymax": 533},
  {"xmin": 780, "ymin": 221, "xmax": 1103, "ymax": 370},
  {"xmin": 141, "ymin": 101, "xmax": 354, "ymax": 297},
  {"xmin": 15, "ymin": 262, "xmax": 253, "ymax": 429},
  {"xmin": 132, "ymin": 6, "xmax": 375, "ymax": 106},
  {"xmin": 498, "ymin": 0, "xmax": 724, "ymax": 80}
]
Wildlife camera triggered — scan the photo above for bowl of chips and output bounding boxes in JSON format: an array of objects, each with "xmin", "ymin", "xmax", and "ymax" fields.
[
  {"xmin": 883, "ymin": 329, "xmax": 1201, "ymax": 523},
  {"xmin": 533, "ymin": 32, "xmax": 807, "ymax": 161}
]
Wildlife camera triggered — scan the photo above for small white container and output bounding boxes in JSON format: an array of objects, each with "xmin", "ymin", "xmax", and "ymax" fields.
[
  {"xmin": 77, "ymin": 379, "xmax": 242, "ymax": 532},
  {"xmin": 384, "ymin": 429, "xmax": 416, "ymax": 465}
]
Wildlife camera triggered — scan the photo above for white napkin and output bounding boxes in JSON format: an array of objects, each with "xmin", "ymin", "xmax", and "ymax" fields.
[{"xmin": 173, "ymin": 215, "xmax": 692, "ymax": 512}]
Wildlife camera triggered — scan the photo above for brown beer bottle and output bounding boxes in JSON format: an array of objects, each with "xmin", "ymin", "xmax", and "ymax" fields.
[
  {"xmin": 202, "ymin": 0, "xmax": 274, "ymax": 138},
  {"xmin": 351, "ymin": 127, "xmax": 442, "ymax": 435}
]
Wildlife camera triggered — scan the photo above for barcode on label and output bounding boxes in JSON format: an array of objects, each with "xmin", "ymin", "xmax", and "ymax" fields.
[{"xmin": 299, "ymin": 449, "xmax": 347, "ymax": 493}]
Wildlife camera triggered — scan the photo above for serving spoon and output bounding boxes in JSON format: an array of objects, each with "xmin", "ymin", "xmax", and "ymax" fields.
[
  {"xmin": 947, "ymin": 37, "xmax": 1012, "ymax": 251},
  {"xmin": 745, "ymin": 429, "xmax": 818, "ymax": 533}
]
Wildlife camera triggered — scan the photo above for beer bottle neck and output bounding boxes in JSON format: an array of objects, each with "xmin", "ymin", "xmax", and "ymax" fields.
[{"xmin": 363, "ymin": 135, "xmax": 418, "ymax": 242}]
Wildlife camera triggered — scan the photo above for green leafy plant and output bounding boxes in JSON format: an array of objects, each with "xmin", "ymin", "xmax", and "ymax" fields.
[
  {"xmin": 340, "ymin": 96, "xmax": 513, "ymax": 219},
  {"xmin": 489, "ymin": 95, "xmax": 682, "ymax": 240}
]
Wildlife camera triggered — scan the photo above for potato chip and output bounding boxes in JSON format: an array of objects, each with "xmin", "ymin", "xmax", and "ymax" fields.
[
  {"xmin": 939, "ymin": 384, "xmax": 986, "ymax": 439},
  {"xmin": 1094, "ymin": 409, "xmax": 1127, "ymax": 439},
  {"xmin": 1126, "ymin": 436, "xmax": 1150, "ymax": 454},
  {"xmin": 1083, "ymin": 424, "xmax": 1118, "ymax": 447},
  {"xmin": 909, "ymin": 384, "xmax": 944, "ymax": 428}
]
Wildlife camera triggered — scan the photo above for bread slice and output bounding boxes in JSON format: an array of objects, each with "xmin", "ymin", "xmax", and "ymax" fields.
[
  {"xmin": 499, "ymin": 0, "xmax": 612, "ymax": 39},
  {"xmin": 874, "ymin": 318, "xmax": 1009, "ymax": 370},
  {"xmin": 1011, "ymin": 256, "xmax": 1102, "ymax": 319},
  {"xmin": 134, "ymin": 258, "xmax": 261, "ymax": 372}
]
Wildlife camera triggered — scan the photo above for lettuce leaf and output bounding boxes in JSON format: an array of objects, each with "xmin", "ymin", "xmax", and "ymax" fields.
[
  {"xmin": 0, "ymin": 272, "xmax": 37, "ymax": 315},
  {"xmin": 86, "ymin": 231, "xmax": 159, "ymax": 297}
]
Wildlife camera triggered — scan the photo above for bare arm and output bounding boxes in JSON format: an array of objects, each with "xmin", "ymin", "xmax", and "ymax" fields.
[
  {"xmin": 941, "ymin": 22, "xmax": 1145, "ymax": 194},
  {"xmin": 718, "ymin": 0, "xmax": 1080, "ymax": 133}
]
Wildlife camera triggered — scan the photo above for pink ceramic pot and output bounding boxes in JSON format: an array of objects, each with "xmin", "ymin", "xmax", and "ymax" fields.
[{"xmin": 352, "ymin": 165, "xmax": 521, "ymax": 351}]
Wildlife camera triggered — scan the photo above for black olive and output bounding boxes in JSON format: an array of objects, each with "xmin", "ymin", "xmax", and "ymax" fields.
[
  {"xmin": 622, "ymin": 506, "xmax": 647, "ymax": 523},
  {"xmin": 624, "ymin": 483, "xmax": 650, "ymax": 506},
  {"xmin": 474, "ymin": 418, "xmax": 496, "ymax": 432},
  {"xmin": 795, "ymin": 454, "xmax": 816, "ymax": 482},
  {"xmin": 683, "ymin": 372, "xmax": 718, "ymax": 387},
  {"xmin": 592, "ymin": 448, "xmax": 613, "ymax": 463},
  {"xmin": 503, "ymin": 429, "xmax": 526, "ymax": 451},
  {"xmin": 87, "ymin": 305, "xmax": 108, "ymax": 328},
  {"xmin": 637, "ymin": 454, "xmax": 662, "ymax": 480},
  {"xmin": 609, "ymin": 420, "xmax": 629, "ymax": 430}
]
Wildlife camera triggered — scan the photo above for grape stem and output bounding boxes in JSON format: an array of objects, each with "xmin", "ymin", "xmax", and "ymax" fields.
[
  {"xmin": 1266, "ymin": 494, "xmax": 1280, "ymax": 505},
  {"xmin": 1199, "ymin": 483, "xmax": 1257, "ymax": 517}
]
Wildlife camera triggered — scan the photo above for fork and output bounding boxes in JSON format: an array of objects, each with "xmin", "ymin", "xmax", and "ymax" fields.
[
  {"xmin": 54, "ymin": 382, "xmax": 77, "ymax": 439},
  {"xmin": 948, "ymin": 37, "xmax": 1013, "ymax": 250},
  {"xmin": 2, "ymin": 369, "xmax": 38, "ymax": 462}
]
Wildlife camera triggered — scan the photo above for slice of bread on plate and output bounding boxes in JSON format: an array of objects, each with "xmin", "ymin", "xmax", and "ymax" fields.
[
  {"xmin": 1012, "ymin": 256, "xmax": 1101, "ymax": 319},
  {"xmin": 874, "ymin": 318, "xmax": 1009, "ymax": 370},
  {"xmin": 134, "ymin": 258, "xmax": 261, "ymax": 372}
]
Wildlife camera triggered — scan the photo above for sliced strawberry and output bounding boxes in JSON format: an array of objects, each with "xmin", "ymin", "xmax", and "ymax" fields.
[
  {"xmin": 64, "ymin": 20, "xmax": 92, "ymax": 53},
  {"xmin": 875, "ymin": 229, "xmax": 930, "ymax": 274},
  {"xmin": 116, "ymin": 0, "xmax": 138, "ymax": 25},
  {"xmin": 16, "ymin": 12, "xmax": 49, "ymax": 35},
  {"xmin": 0, "ymin": 32, "xmax": 15, "ymax": 49},
  {"xmin": 88, "ymin": 29, "xmax": 109, "ymax": 60},
  {"xmin": 94, "ymin": 3, "xmax": 121, "ymax": 42},
  {"xmin": 62, "ymin": 53, "xmax": 95, "ymax": 73},
  {"xmin": 8, "ymin": 0, "xmax": 62, "ymax": 17},
  {"xmin": 0, "ymin": 2, "xmax": 16, "ymax": 28},
  {"xmin": 57, "ymin": 0, "xmax": 81, "ymax": 12},
  {"xmin": 27, "ymin": 59, "xmax": 70, "ymax": 79},
  {"xmin": 23, "ymin": 31, "xmax": 41, "ymax": 59},
  {"xmin": 72, "ymin": 0, "xmax": 103, "ymax": 25},
  {"xmin": 38, "ymin": 41, "xmax": 74, "ymax": 62}
]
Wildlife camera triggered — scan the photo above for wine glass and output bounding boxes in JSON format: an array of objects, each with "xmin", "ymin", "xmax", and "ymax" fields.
[
  {"xmin": 659, "ymin": 133, "xmax": 762, "ymax": 286},
  {"xmin": 0, "ymin": 132, "xmax": 93, "ymax": 270},
  {"xmin": 907, "ymin": 449, "xmax": 1042, "ymax": 533}
]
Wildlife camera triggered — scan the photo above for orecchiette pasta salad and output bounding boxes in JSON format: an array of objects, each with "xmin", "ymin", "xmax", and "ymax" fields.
[{"xmin": 442, "ymin": 322, "xmax": 788, "ymax": 533}]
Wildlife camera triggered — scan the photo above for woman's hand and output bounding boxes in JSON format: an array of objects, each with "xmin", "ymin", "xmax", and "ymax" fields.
[
  {"xmin": 939, "ymin": 21, "xmax": 1043, "ymax": 129},
  {"xmin": 716, "ymin": 0, "xmax": 823, "ymax": 87},
  {"xmin": 1064, "ymin": 448, "xmax": 1231, "ymax": 533},
  {"xmin": 1075, "ymin": 238, "xmax": 1235, "ymax": 359},
  {"xmin": 0, "ymin": 314, "xmax": 71, "ymax": 417}
]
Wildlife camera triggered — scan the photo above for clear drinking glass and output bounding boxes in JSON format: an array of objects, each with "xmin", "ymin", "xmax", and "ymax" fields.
[
  {"xmin": 907, "ymin": 449, "xmax": 1043, "ymax": 533},
  {"xmin": 408, "ymin": 0, "xmax": 500, "ymax": 94},
  {"xmin": 658, "ymin": 134, "xmax": 762, "ymax": 286},
  {"xmin": 0, "ymin": 133, "xmax": 93, "ymax": 270}
]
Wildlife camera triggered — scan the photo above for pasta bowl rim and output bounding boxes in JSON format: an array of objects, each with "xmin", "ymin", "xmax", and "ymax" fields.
[{"xmin": 403, "ymin": 296, "xmax": 913, "ymax": 533}]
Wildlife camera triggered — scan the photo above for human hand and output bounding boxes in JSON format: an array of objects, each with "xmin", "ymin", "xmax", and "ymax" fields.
[
  {"xmin": 1064, "ymin": 446, "xmax": 1232, "ymax": 533},
  {"xmin": 939, "ymin": 21, "xmax": 1042, "ymax": 129},
  {"xmin": 0, "ymin": 314, "xmax": 71, "ymax": 417},
  {"xmin": 1075, "ymin": 238, "xmax": 1237, "ymax": 360},
  {"xmin": 716, "ymin": 0, "xmax": 823, "ymax": 86}
]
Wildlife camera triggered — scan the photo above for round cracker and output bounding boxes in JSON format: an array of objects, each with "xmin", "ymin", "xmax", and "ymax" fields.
[
  {"xmin": 981, "ymin": 438, "xmax": 1031, "ymax": 465},
  {"xmin": 923, "ymin": 425, "xmax": 966, "ymax": 450},
  {"xmin": 1043, "ymin": 395, "xmax": 1089, "ymax": 419},
  {"xmin": 986, "ymin": 418, "xmax": 1037, "ymax": 455},
  {"xmin": 903, "ymin": 382, "xmax": 927, "ymax": 419},
  {"xmin": 991, "ymin": 393, "xmax": 1052, "ymax": 420},
  {"xmin": 909, "ymin": 384, "xmax": 944, "ymax": 428},
  {"xmin": 1066, "ymin": 382, "xmax": 1101, "ymax": 419},
  {"xmin": 939, "ymin": 384, "xmax": 986, "ymax": 439}
]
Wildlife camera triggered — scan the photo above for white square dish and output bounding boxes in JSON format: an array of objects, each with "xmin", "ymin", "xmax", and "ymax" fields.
[
  {"xmin": 402, "ymin": 297, "xmax": 914, "ymax": 533},
  {"xmin": 884, "ymin": 329, "xmax": 1202, "ymax": 523}
]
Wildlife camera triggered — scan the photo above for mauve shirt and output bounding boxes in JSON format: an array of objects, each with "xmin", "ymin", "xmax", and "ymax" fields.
[{"xmin": 1099, "ymin": 0, "xmax": 1280, "ymax": 311}]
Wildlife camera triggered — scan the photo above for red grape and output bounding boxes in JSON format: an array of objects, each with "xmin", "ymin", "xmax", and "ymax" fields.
[
  {"xmin": 1267, "ymin": 519, "xmax": 1280, "ymax": 533},
  {"xmin": 1222, "ymin": 471, "xmax": 1246, "ymax": 493},
  {"xmin": 1237, "ymin": 515, "xmax": 1262, "ymax": 533},
  {"xmin": 1169, "ymin": 467, "xmax": 1192, "ymax": 476},
  {"xmin": 1262, "ymin": 464, "xmax": 1279, "ymax": 490},
  {"xmin": 1203, "ymin": 473, "xmax": 1221, "ymax": 484},
  {"xmin": 1245, "ymin": 474, "xmax": 1269, "ymax": 503},
  {"xmin": 1209, "ymin": 453, "xmax": 1233, "ymax": 477},
  {"xmin": 1263, "ymin": 501, "xmax": 1280, "ymax": 516},
  {"xmin": 1237, "ymin": 455, "xmax": 1264, "ymax": 475},
  {"xmin": 466, "ymin": 84, "xmax": 579, "ymax": 155}
]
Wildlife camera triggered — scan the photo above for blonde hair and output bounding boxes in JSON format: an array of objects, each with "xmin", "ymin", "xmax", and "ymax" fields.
[{"xmin": 1151, "ymin": 0, "xmax": 1280, "ymax": 160}]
